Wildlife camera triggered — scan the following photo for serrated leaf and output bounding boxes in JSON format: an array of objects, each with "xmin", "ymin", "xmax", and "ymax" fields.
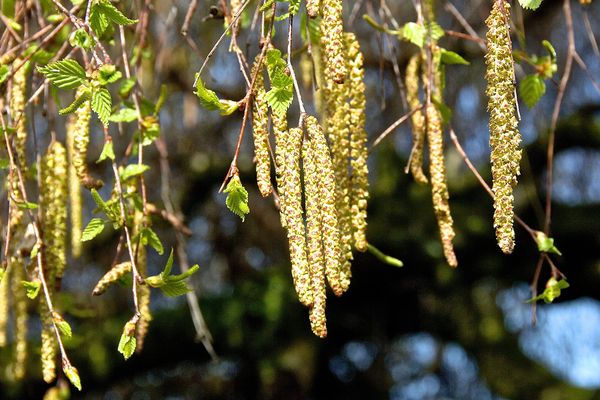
[
  {"xmin": 98, "ymin": 64, "xmax": 122, "ymax": 85},
  {"xmin": 0, "ymin": 65, "xmax": 9, "ymax": 84},
  {"xmin": 52, "ymin": 312, "xmax": 72, "ymax": 338},
  {"xmin": 440, "ymin": 49, "xmax": 470, "ymax": 65},
  {"xmin": 109, "ymin": 106, "xmax": 138, "ymax": 123},
  {"xmin": 117, "ymin": 321, "xmax": 137, "ymax": 360},
  {"xmin": 194, "ymin": 75, "xmax": 223, "ymax": 111},
  {"xmin": 519, "ymin": 74, "xmax": 546, "ymax": 109},
  {"xmin": 120, "ymin": 164, "xmax": 149, "ymax": 181},
  {"xmin": 427, "ymin": 22, "xmax": 445, "ymax": 41},
  {"xmin": 160, "ymin": 280, "xmax": 192, "ymax": 297},
  {"xmin": 37, "ymin": 59, "xmax": 86, "ymax": 89},
  {"xmin": 518, "ymin": 0, "xmax": 543, "ymax": 10},
  {"xmin": 91, "ymin": 87, "xmax": 112, "ymax": 126},
  {"xmin": 401, "ymin": 22, "xmax": 426, "ymax": 48},
  {"xmin": 367, "ymin": 243, "xmax": 403, "ymax": 268},
  {"xmin": 140, "ymin": 227, "xmax": 164, "ymax": 255},
  {"xmin": 59, "ymin": 89, "xmax": 91, "ymax": 115},
  {"xmin": 146, "ymin": 249, "xmax": 200, "ymax": 297},
  {"xmin": 69, "ymin": 28, "xmax": 94, "ymax": 49},
  {"xmin": 22, "ymin": 280, "xmax": 41, "ymax": 299},
  {"xmin": 266, "ymin": 86, "xmax": 293, "ymax": 116},
  {"xmin": 224, "ymin": 174, "xmax": 249, "ymax": 221},
  {"xmin": 90, "ymin": 0, "xmax": 137, "ymax": 36},
  {"xmin": 82, "ymin": 218, "xmax": 105, "ymax": 241},
  {"xmin": 97, "ymin": 140, "xmax": 115, "ymax": 163},
  {"xmin": 63, "ymin": 364, "xmax": 82, "ymax": 391},
  {"xmin": 91, "ymin": 189, "xmax": 108, "ymax": 212}
]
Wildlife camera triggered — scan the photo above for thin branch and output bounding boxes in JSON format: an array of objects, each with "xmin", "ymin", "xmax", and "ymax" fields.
[{"xmin": 369, "ymin": 107, "xmax": 420, "ymax": 151}]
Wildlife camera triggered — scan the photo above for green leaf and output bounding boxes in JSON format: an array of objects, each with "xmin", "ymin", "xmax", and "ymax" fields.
[
  {"xmin": 140, "ymin": 227, "xmax": 164, "ymax": 255},
  {"xmin": 427, "ymin": 22, "xmax": 445, "ymax": 41},
  {"xmin": 120, "ymin": 164, "xmax": 149, "ymax": 181},
  {"xmin": 63, "ymin": 364, "xmax": 82, "ymax": 391},
  {"xmin": 59, "ymin": 89, "xmax": 91, "ymax": 115},
  {"xmin": 264, "ymin": 49, "xmax": 294, "ymax": 116},
  {"xmin": 401, "ymin": 22, "xmax": 426, "ymax": 48},
  {"xmin": 519, "ymin": 74, "xmax": 546, "ymax": 108},
  {"xmin": 52, "ymin": 312, "xmax": 72, "ymax": 338},
  {"xmin": 30, "ymin": 241, "xmax": 40, "ymax": 258},
  {"xmin": 0, "ymin": 64, "xmax": 9, "ymax": 84},
  {"xmin": 119, "ymin": 77, "xmax": 136, "ymax": 98},
  {"xmin": 109, "ymin": 106, "xmax": 138, "ymax": 123},
  {"xmin": 15, "ymin": 200, "xmax": 38, "ymax": 210},
  {"xmin": 90, "ymin": 0, "xmax": 137, "ymax": 36},
  {"xmin": 542, "ymin": 40, "xmax": 556, "ymax": 63},
  {"xmin": 69, "ymin": 28, "xmax": 94, "ymax": 50},
  {"xmin": 224, "ymin": 174, "xmax": 250, "ymax": 221},
  {"xmin": 218, "ymin": 99, "xmax": 240, "ymax": 116},
  {"xmin": 433, "ymin": 99, "xmax": 452, "ymax": 124},
  {"xmin": 155, "ymin": 84, "xmax": 168, "ymax": 114},
  {"xmin": 92, "ymin": 87, "xmax": 112, "ymax": 126},
  {"xmin": 97, "ymin": 140, "xmax": 115, "ymax": 163},
  {"xmin": 159, "ymin": 280, "xmax": 192, "ymax": 297},
  {"xmin": 117, "ymin": 321, "xmax": 137, "ymax": 360},
  {"xmin": 518, "ymin": 0, "xmax": 543, "ymax": 10},
  {"xmin": 22, "ymin": 281, "xmax": 41, "ymax": 299},
  {"xmin": 37, "ymin": 59, "xmax": 86, "ymax": 89},
  {"xmin": 440, "ymin": 49, "xmax": 470, "ymax": 65},
  {"xmin": 194, "ymin": 75, "xmax": 223, "ymax": 111},
  {"xmin": 527, "ymin": 277, "xmax": 569, "ymax": 304},
  {"xmin": 97, "ymin": 64, "xmax": 122, "ymax": 85},
  {"xmin": 91, "ymin": 189, "xmax": 108, "ymax": 212},
  {"xmin": 534, "ymin": 231, "xmax": 562, "ymax": 255},
  {"xmin": 266, "ymin": 86, "xmax": 293, "ymax": 116},
  {"xmin": 367, "ymin": 243, "xmax": 403, "ymax": 268},
  {"xmin": 146, "ymin": 249, "xmax": 200, "ymax": 297},
  {"xmin": 82, "ymin": 218, "xmax": 105, "ymax": 241}
]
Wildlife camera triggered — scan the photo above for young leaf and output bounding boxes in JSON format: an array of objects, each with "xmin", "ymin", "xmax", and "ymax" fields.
[
  {"xmin": 194, "ymin": 75, "xmax": 223, "ymax": 111},
  {"xmin": 97, "ymin": 139, "xmax": 115, "ymax": 163},
  {"xmin": 140, "ymin": 227, "xmax": 164, "ymax": 255},
  {"xmin": 527, "ymin": 277, "xmax": 569, "ymax": 304},
  {"xmin": 91, "ymin": 87, "xmax": 112, "ymax": 126},
  {"xmin": 367, "ymin": 243, "xmax": 403, "ymax": 268},
  {"xmin": 82, "ymin": 218, "xmax": 105, "ymax": 241},
  {"xmin": 95, "ymin": 0, "xmax": 138, "ymax": 26},
  {"xmin": 63, "ymin": 364, "xmax": 82, "ymax": 391},
  {"xmin": 69, "ymin": 28, "xmax": 94, "ymax": 49},
  {"xmin": 534, "ymin": 231, "xmax": 562, "ymax": 255},
  {"xmin": 146, "ymin": 249, "xmax": 200, "ymax": 297},
  {"xmin": 440, "ymin": 49, "xmax": 470, "ymax": 65},
  {"xmin": 37, "ymin": 59, "xmax": 87, "ymax": 89},
  {"xmin": 519, "ymin": 74, "xmax": 546, "ymax": 109},
  {"xmin": 0, "ymin": 64, "xmax": 9, "ymax": 84},
  {"xmin": 224, "ymin": 174, "xmax": 250, "ymax": 221},
  {"xmin": 15, "ymin": 200, "xmax": 38, "ymax": 210},
  {"xmin": 59, "ymin": 89, "xmax": 91, "ymax": 115},
  {"xmin": 109, "ymin": 107, "xmax": 138, "ymax": 123},
  {"xmin": 117, "ymin": 321, "xmax": 137, "ymax": 360},
  {"xmin": 22, "ymin": 281, "xmax": 41, "ymax": 299},
  {"xmin": 52, "ymin": 311, "xmax": 72, "ymax": 338},
  {"xmin": 97, "ymin": 64, "xmax": 122, "ymax": 85},
  {"xmin": 264, "ymin": 49, "xmax": 294, "ymax": 116},
  {"xmin": 120, "ymin": 164, "xmax": 149, "ymax": 181},
  {"xmin": 401, "ymin": 22, "xmax": 426, "ymax": 48},
  {"xmin": 119, "ymin": 77, "xmax": 136, "ymax": 98},
  {"xmin": 518, "ymin": 0, "xmax": 543, "ymax": 10}
]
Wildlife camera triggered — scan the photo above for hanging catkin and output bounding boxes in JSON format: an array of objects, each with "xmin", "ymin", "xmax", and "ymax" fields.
[
  {"xmin": 66, "ymin": 115, "xmax": 82, "ymax": 258},
  {"xmin": 0, "ymin": 265, "xmax": 10, "ymax": 347},
  {"xmin": 305, "ymin": 116, "xmax": 343, "ymax": 296},
  {"xmin": 69, "ymin": 86, "xmax": 102, "ymax": 190},
  {"xmin": 92, "ymin": 261, "xmax": 132, "ymax": 296},
  {"xmin": 251, "ymin": 58, "xmax": 272, "ymax": 197},
  {"xmin": 320, "ymin": 0, "xmax": 346, "ymax": 84},
  {"xmin": 40, "ymin": 302, "xmax": 57, "ymax": 383},
  {"xmin": 405, "ymin": 54, "xmax": 428, "ymax": 184},
  {"xmin": 9, "ymin": 59, "xmax": 28, "ymax": 175},
  {"xmin": 134, "ymin": 212, "xmax": 152, "ymax": 352},
  {"xmin": 302, "ymin": 139, "xmax": 327, "ymax": 338},
  {"xmin": 346, "ymin": 33, "xmax": 369, "ymax": 253},
  {"xmin": 306, "ymin": 0, "xmax": 320, "ymax": 18},
  {"xmin": 273, "ymin": 112, "xmax": 289, "ymax": 228},
  {"xmin": 485, "ymin": 0, "xmax": 521, "ymax": 254},
  {"xmin": 426, "ymin": 104, "xmax": 457, "ymax": 267},
  {"xmin": 284, "ymin": 127, "xmax": 312, "ymax": 306},
  {"xmin": 11, "ymin": 257, "xmax": 28, "ymax": 380}
]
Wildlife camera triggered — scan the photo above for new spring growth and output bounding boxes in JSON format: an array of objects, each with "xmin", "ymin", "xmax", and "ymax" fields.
[
  {"xmin": 145, "ymin": 249, "xmax": 200, "ymax": 297},
  {"xmin": 485, "ymin": 0, "xmax": 522, "ymax": 254}
]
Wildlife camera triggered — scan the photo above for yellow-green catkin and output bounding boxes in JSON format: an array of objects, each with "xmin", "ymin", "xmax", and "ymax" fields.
[
  {"xmin": 11, "ymin": 257, "xmax": 28, "ymax": 380},
  {"xmin": 285, "ymin": 127, "xmax": 313, "ymax": 306},
  {"xmin": 346, "ymin": 33, "xmax": 369, "ymax": 254},
  {"xmin": 9, "ymin": 59, "xmax": 28, "ymax": 174},
  {"xmin": 405, "ymin": 54, "xmax": 428, "ymax": 184},
  {"xmin": 69, "ymin": 86, "xmax": 101, "ymax": 189},
  {"xmin": 0, "ymin": 265, "xmax": 10, "ymax": 347},
  {"xmin": 134, "ymin": 213, "xmax": 151, "ymax": 352},
  {"xmin": 302, "ymin": 137, "xmax": 327, "ymax": 338},
  {"xmin": 320, "ymin": 0, "xmax": 346, "ymax": 84},
  {"xmin": 273, "ymin": 112, "xmax": 289, "ymax": 228},
  {"xmin": 426, "ymin": 104, "xmax": 457, "ymax": 267},
  {"xmin": 485, "ymin": 0, "xmax": 521, "ymax": 254},
  {"xmin": 251, "ymin": 59, "xmax": 272, "ymax": 197},
  {"xmin": 92, "ymin": 262, "xmax": 132, "ymax": 296},
  {"xmin": 305, "ymin": 116, "xmax": 343, "ymax": 296},
  {"xmin": 307, "ymin": 0, "xmax": 320, "ymax": 18},
  {"xmin": 66, "ymin": 114, "xmax": 82, "ymax": 258},
  {"xmin": 40, "ymin": 302, "xmax": 57, "ymax": 383},
  {"xmin": 42, "ymin": 142, "xmax": 68, "ymax": 286}
]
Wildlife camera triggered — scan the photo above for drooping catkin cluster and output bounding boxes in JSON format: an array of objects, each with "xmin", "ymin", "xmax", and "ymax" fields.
[
  {"xmin": 66, "ymin": 113, "xmax": 82, "ymax": 258},
  {"xmin": 426, "ymin": 104, "xmax": 458, "ymax": 267},
  {"xmin": 320, "ymin": 0, "xmax": 346, "ymax": 84},
  {"xmin": 251, "ymin": 58, "xmax": 272, "ymax": 197},
  {"xmin": 485, "ymin": 0, "xmax": 522, "ymax": 254},
  {"xmin": 0, "ymin": 266, "xmax": 8, "ymax": 347},
  {"xmin": 134, "ymin": 211, "xmax": 152, "ymax": 352},
  {"xmin": 9, "ymin": 59, "xmax": 28, "ymax": 175},
  {"xmin": 306, "ymin": 0, "xmax": 320, "ymax": 18},
  {"xmin": 405, "ymin": 54, "xmax": 428, "ymax": 185},
  {"xmin": 11, "ymin": 257, "xmax": 28, "ymax": 381},
  {"xmin": 93, "ymin": 261, "xmax": 132, "ymax": 296}
]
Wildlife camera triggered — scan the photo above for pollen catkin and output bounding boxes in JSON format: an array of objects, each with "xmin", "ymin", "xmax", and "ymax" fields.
[
  {"xmin": 11, "ymin": 257, "xmax": 28, "ymax": 380},
  {"xmin": 405, "ymin": 54, "xmax": 428, "ymax": 185},
  {"xmin": 320, "ymin": 0, "xmax": 346, "ymax": 84},
  {"xmin": 305, "ymin": 116, "xmax": 343, "ymax": 296},
  {"xmin": 0, "ymin": 266, "xmax": 10, "ymax": 347},
  {"xmin": 251, "ymin": 59, "xmax": 272, "ymax": 197},
  {"xmin": 66, "ymin": 116, "xmax": 82, "ymax": 258},
  {"xmin": 40, "ymin": 303, "xmax": 57, "ymax": 383},
  {"xmin": 92, "ymin": 262, "xmax": 132, "ymax": 296},
  {"xmin": 9, "ymin": 59, "xmax": 28, "ymax": 174},
  {"xmin": 134, "ymin": 213, "xmax": 152, "ymax": 352},
  {"xmin": 69, "ymin": 87, "xmax": 102, "ymax": 190},
  {"xmin": 307, "ymin": 0, "xmax": 320, "ymax": 18},
  {"xmin": 346, "ymin": 33, "xmax": 369, "ymax": 253},
  {"xmin": 285, "ymin": 127, "xmax": 312, "ymax": 306},
  {"xmin": 273, "ymin": 112, "xmax": 289, "ymax": 228},
  {"xmin": 42, "ymin": 142, "xmax": 68, "ymax": 286},
  {"xmin": 302, "ymin": 138, "xmax": 327, "ymax": 338},
  {"xmin": 426, "ymin": 104, "xmax": 457, "ymax": 267},
  {"xmin": 485, "ymin": 0, "xmax": 521, "ymax": 254}
]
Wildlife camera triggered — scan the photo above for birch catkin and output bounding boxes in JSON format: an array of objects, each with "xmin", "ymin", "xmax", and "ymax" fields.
[
  {"xmin": 11, "ymin": 257, "xmax": 28, "ymax": 380},
  {"xmin": 320, "ymin": 0, "xmax": 346, "ymax": 84},
  {"xmin": 426, "ymin": 104, "xmax": 458, "ymax": 267},
  {"xmin": 405, "ymin": 54, "xmax": 428, "ymax": 185},
  {"xmin": 66, "ymin": 116, "xmax": 82, "ymax": 258},
  {"xmin": 273, "ymin": 112, "xmax": 289, "ymax": 228},
  {"xmin": 0, "ymin": 266, "xmax": 9, "ymax": 347},
  {"xmin": 92, "ymin": 262, "xmax": 132, "ymax": 296},
  {"xmin": 10, "ymin": 59, "xmax": 28, "ymax": 174},
  {"xmin": 485, "ymin": 0, "xmax": 521, "ymax": 254},
  {"xmin": 251, "ymin": 59, "xmax": 272, "ymax": 197}
]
